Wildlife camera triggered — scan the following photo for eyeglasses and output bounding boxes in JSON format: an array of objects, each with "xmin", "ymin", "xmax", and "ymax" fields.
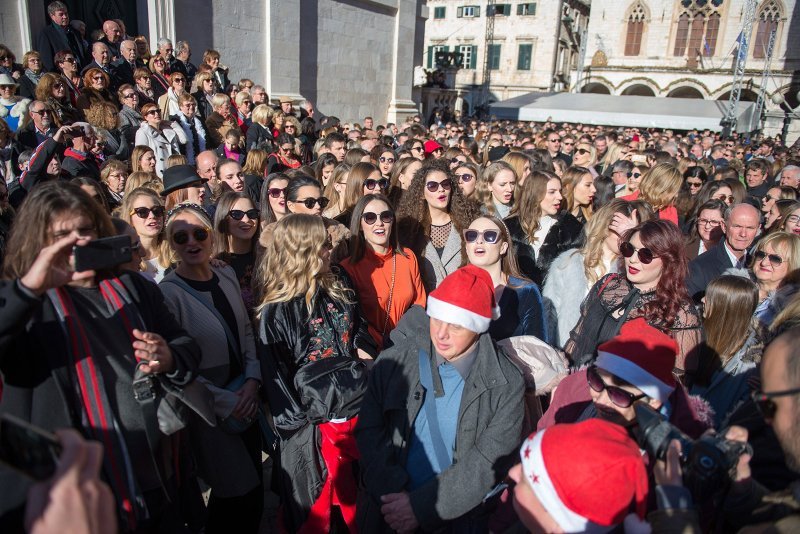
[
  {"xmin": 228, "ymin": 208, "xmax": 259, "ymax": 220},
  {"xmin": 130, "ymin": 206, "xmax": 166, "ymax": 219},
  {"xmin": 146, "ymin": 109, "xmax": 161, "ymax": 116},
  {"xmin": 587, "ymin": 366, "xmax": 646, "ymax": 409},
  {"xmin": 52, "ymin": 82, "xmax": 65, "ymax": 88},
  {"xmin": 292, "ymin": 196, "xmax": 330, "ymax": 209},
  {"xmin": 450, "ymin": 157, "xmax": 466, "ymax": 166},
  {"xmin": 786, "ymin": 215, "xmax": 800, "ymax": 225},
  {"xmin": 627, "ymin": 172, "xmax": 642, "ymax": 178},
  {"xmin": 267, "ymin": 187, "xmax": 284, "ymax": 198},
  {"xmin": 172, "ymin": 227, "xmax": 209, "ymax": 245},
  {"xmin": 697, "ymin": 218, "xmax": 721, "ymax": 227},
  {"xmin": 362, "ymin": 210, "xmax": 394, "ymax": 225},
  {"xmin": 576, "ymin": 148, "xmax": 590, "ymax": 155},
  {"xmin": 30, "ymin": 109, "xmax": 51, "ymax": 116},
  {"xmin": 715, "ymin": 194, "xmax": 736, "ymax": 203},
  {"xmin": 463, "ymin": 229, "xmax": 500, "ymax": 243},
  {"xmin": 456, "ymin": 173, "xmax": 474, "ymax": 183},
  {"xmin": 426, "ymin": 179, "xmax": 452, "ymax": 192},
  {"xmin": 411, "ymin": 146, "xmax": 424, "ymax": 152},
  {"xmin": 122, "ymin": 92, "xmax": 136, "ymax": 99},
  {"xmin": 379, "ymin": 156, "xmax": 396, "ymax": 164},
  {"xmin": 62, "ymin": 57, "xmax": 76, "ymax": 63},
  {"xmin": 92, "ymin": 76, "xmax": 105, "ymax": 81},
  {"xmin": 280, "ymin": 145, "xmax": 293, "ymax": 152},
  {"xmin": 752, "ymin": 387, "xmax": 800, "ymax": 420},
  {"xmin": 364, "ymin": 178, "xmax": 389, "ymax": 191},
  {"xmin": 173, "ymin": 78, "xmax": 185, "ymax": 82},
  {"xmin": 563, "ymin": 141, "xmax": 575, "ymax": 146},
  {"xmin": 547, "ymin": 138, "xmax": 561, "ymax": 143},
  {"xmin": 619, "ymin": 241, "xmax": 657, "ymax": 264},
  {"xmin": 686, "ymin": 180, "xmax": 703, "ymax": 188},
  {"xmin": 753, "ymin": 250, "xmax": 784, "ymax": 266}
]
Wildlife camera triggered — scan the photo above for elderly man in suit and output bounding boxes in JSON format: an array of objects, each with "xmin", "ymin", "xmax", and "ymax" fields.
[
  {"xmin": 35, "ymin": 1, "xmax": 86, "ymax": 72},
  {"xmin": 687, "ymin": 203, "xmax": 759, "ymax": 301}
]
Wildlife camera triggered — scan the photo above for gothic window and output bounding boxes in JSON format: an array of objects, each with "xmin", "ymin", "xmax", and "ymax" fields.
[
  {"xmin": 674, "ymin": 12, "xmax": 690, "ymax": 56},
  {"xmin": 753, "ymin": 1, "xmax": 782, "ymax": 59},
  {"xmin": 673, "ymin": 2, "xmax": 724, "ymax": 57},
  {"xmin": 624, "ymin": 2, "xmax": 647, "ymax": 56}
]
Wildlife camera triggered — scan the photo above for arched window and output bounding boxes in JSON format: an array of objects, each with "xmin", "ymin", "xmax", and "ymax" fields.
[
  {"xmin": 673, "ymin": 2, "xmax": 724, "ymax": 58},
  {"xmin": 674, "ymin": 12, "xmax": 691, "ymax": 56},
  {"xmin": 753, "ymin": 1, "xmax": 782, "ymax": 59},
  {"xmin": 624, "ymin": 2, "xmax": 647, "ymax": 56}
]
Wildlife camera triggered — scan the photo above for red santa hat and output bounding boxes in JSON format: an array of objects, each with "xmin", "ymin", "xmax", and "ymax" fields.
[
  {"xmin": 426, "ymin": 265, "xmax": 500, "ymax": 333},
  {"xmin": 519, "ymin": 419, "xmax": 649, "ymax": 532},
  {"xmin": 595, "ymin": 318, "xmax": 678, "ymax": 403}
]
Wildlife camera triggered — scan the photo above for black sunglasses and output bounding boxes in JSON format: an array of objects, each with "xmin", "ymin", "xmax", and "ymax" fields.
[
  {"xmin": 627, "ymin": 172, "xmax": 642, "ymax": 178},
  {"xmin": 130, "ymin": 206, "xmax": 166, "ymax": 219},
  {"xmin": 456, "ymin": 173, "xmax": 474, "ymax": 183},
  {"xmin": 228, "ymin": 208, "xmax": 259, "ymax": 220},
  {"xmin": 364, "ymin": 178, "xmax": 389, "ymax": 191},
  {"xmin": 619, "ymin": 241, "xmax": 656, "ymax": 264},
  {"xmin": 753, "ymin": 250, "xmax": 784, "ymax": 266},
  {"xmin": 172, "ymin": 227, "xmax": 209, "ymax": 245},
  {"xmin": 576, "ymin": 148, "xmax": 590, "ymax": 155},
  {"xmin": 426, "ymin": 179, "xmax": 452, "ymax": 192},
  {"xmin": 379, "ymin": 156, "xmax": 395, "ymax": 164},
  {"xmin": 752, "ymin": 387, "xmax": 800, "ymax": 420},
  {"xmin": 463, "ymin": 229, "xmax": 500, "ymax": 243},
  {"xmin": 450, "ymin": 157, "xmax": 466, "ymax": 165},
  {"xmin": 267, "ymin": 187, "xmax": 284, "ymax": 198},
  {"xmin": 293, "ymin": 196, "xmax": 330, "ymax": 209},
  {"xmin": 587, "ymin": 366, "xmax": 646, "ymax": 409},
  {"xmin": 362, "ymin": 210, "xmax": 394, "ymax": 225}
]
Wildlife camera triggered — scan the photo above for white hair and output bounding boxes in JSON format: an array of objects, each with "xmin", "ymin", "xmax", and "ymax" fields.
[{"xmin": 157, "ymin": 37, "xmax": 173, "ymax": 49}]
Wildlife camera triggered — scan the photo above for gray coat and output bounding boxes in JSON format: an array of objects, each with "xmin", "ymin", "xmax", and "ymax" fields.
[
  {"xmin": 356, "ymin": 306, "xmax": 525, "ymax": 531},
  {"xmin": 419, "ymin": 226, "xmax": 464, "ymax": 292}
]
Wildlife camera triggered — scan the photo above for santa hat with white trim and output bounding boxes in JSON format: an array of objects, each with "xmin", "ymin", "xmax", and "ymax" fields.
[
  {"xmin": 519, "ymin": 419, "xmax": 650, "ymax": 532},
  {"xmin": 595, "ymin": 317, "xmax": 677, "ymax": 403},
  {"xmin": 426, "ymin": 265, "xmax": 500, "ymax": 333}
]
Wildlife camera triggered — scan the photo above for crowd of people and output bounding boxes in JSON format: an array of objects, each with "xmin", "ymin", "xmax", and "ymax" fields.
[{"xmin": 1, "ymin": 2, "xmax": 800, "ymax": 533}]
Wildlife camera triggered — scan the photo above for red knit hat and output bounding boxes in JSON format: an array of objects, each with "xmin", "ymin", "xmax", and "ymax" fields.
[
  {"xmin": 424, "ymin": 139, "xmax": 444, "ymax": 155},
  {"xmin": 427, "ymin": 265, "xmax": 500, "ymax": 333},
  {"xmin": 595, "ymin": 318, "xmax": 678, "ymax": 403},
  {"xmin": 519, "ymin": 419, "xmax": 649, "ymax": 531}
]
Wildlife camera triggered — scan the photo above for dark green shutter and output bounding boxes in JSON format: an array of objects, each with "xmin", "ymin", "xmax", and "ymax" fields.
[
  {"xmin": 470, "ymin": 45, "xmax": 477, "ymax": 68},
  {"xmin": 427, "ymin": 46, "xmax": 432, "ymax": 68}
]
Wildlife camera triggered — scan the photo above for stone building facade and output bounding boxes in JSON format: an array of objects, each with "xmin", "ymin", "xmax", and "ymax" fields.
[{"xmin": 1, "ymin": 0, "xmax": 426, "ymax": 123}]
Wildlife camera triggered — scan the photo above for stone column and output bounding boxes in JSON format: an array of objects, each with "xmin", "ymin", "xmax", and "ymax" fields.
[
  {"xmin": 265, "ymin": 0, "xmax": 303, "ymax": 105},
  {"xmin": 387, "ymin": 0, "xmax": 423, "ymax": 123},
  {"xmin": 147, "ymin": 0, "xmax": 176, "ymax": 45}
]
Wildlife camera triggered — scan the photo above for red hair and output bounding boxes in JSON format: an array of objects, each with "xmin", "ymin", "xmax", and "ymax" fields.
[{"xmin": 622, "ymin": 220, "xmax": 690, "ymax": 327}]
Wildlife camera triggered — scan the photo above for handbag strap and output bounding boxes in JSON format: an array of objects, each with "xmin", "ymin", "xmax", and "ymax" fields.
[
  {"xmin": 417, "ymin": 350, "xmax": 453, "ymax": 470},
  {"xmin": 380, "ymin": 253, "xmax": 397, "ymax": 341},
  {"xmin": 162, "ymin": 275, "xmax": 243, "ymax": 364}
]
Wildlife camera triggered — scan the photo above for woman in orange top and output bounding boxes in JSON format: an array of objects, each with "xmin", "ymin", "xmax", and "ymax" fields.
[{"xmin": 341, "ymin": 193, "xmax": 427, "ymax": 350}]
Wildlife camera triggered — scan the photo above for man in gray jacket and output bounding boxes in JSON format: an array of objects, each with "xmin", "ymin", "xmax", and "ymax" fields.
[{"xmin": 356, "ymin": 265, "xmax": 525, "ymax": 532}]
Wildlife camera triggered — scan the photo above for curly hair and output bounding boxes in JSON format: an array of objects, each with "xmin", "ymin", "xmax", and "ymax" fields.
[
  {"xmin": 396, "ymin": 158, "xmax": 480, "ymax": 255},
  {"xmin": 621, "ymin": 220, "xmax": 690, "ymax": 327},
  {"xmin": 255, "ymin": 213, "xmax": 352, "ymax": 317}
]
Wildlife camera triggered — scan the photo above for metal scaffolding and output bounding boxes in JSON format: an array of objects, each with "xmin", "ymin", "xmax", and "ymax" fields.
[
  {"xmin": 721, "ymin": 0, "xmax": 757, "ymax": 136},
  {"xmin": 481, "ymin": 0, "xmax": 497, "ymax": 111}
]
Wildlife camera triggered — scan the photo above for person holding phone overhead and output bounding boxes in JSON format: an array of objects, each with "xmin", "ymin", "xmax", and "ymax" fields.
[{"xmin": 0, "ymin": 181, "xmax": 201, "ymax": 532}]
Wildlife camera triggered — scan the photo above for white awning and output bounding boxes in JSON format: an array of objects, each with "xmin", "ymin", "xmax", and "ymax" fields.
[{"xmin": 489, "ymin": 92, "xmax": 757, "ymax": 132}]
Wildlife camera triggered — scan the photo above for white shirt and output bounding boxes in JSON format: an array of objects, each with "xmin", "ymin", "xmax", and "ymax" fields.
[{"xmin": 532, "ymin": 215, "xmax": 557, "ymax": 257}]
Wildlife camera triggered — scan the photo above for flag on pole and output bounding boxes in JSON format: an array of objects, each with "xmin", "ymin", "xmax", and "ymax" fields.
[
  {"xmin": 732, "ymin": 31, "xmax": 747, "ymax": 61},
  {"xmin": 703, "ymin": 38, "xmax": 711, "ymax": 56}
]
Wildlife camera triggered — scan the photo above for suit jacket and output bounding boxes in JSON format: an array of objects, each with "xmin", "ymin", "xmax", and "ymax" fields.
[
  {"xmin": 687, "ymin": 241, "xmax": 734, "ymax": 301},
  {"xmin": 79, "ymin": 61, "xmax": 113, "ymax": 77},
  {"xmin": 36, "ymin": 24, "xmax": 85, "ymax": 72},
  {"xmin": 111, "ymin": 59, "xmax": 144, "ymax": 87}
]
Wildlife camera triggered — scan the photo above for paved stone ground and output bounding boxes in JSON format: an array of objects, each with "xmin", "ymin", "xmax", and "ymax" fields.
[{"xmin": 259, "ymin": 455, "xmax": 280, "ymax": 533}]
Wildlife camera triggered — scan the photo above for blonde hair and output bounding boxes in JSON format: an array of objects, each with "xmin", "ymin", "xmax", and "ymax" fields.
[
  {"xmin": 477, "ymin": 161, "xmax": 516, "ymax": 216},
  {"xmin": 579, "ymin": 199, "xmax": 644, "ymax": 284},
  {"xmin": 323, "ymin": 163, "xmax": 351, "ymax": 216},
  {"xmin": 118, "ymin": 187, "xmax": 170, "ymax": 268},
  {"xmin": 637, "ymin": 163, "xmax": 683, "ymax": 211},
  {"xmin": 255, "ymin": 214, "xmax": 352, "ymax": 317},
  {"xmin": 751, "ymin": 231, "xmax": 800, "ymax": 275},
  {"xmin": 251, "ymin": 104, "xmax": 273, "ymax": 126},
  {"xmin": 124, "ymin": 171, "xmax": 159, "ymax": 196},
  {"xmin": 501, "ymin": 151, "xmax": 530, "ymax": 185},
  {"xmin": 575, "ymin": 142, "xmax": 597, "ymax": 166},
  {"xmin": 211, "ymin": 93, "xmax": 230, "ymax": 109}
]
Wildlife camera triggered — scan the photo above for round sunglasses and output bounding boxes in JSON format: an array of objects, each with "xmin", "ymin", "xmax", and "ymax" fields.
[
  {"xmin": 463, "ymin": 229, "xmax": 500, "ymax": 244},
  {"xmin": 173, "ymin": 227, "xmax": 209, "ymax": 245},
  {"xmin": 587, "ymin": 366, "xmax": 646, "ymax": 409},
  {"xmin": 619, "ymin": 241, "xmax": 657, "ymax": 264},
  {"xmin": 130, "ymin": 206, "xmax": 166, "ymax": 219},
  {"xmin": 292, "ymin": 196, "xmax": 330, "ymax": 209},
  {"xmin": 228, "ymin": 208, "xmax": 259, "ymax": 220},
  {"xmin": 364, "ymin": 178, "xmax": 389, "ymax": 191},
  {"xmin": 426, "ymin": 178, "xmax": 452, "ymax": 192},
  {"xmin": 456, "ymin": 173, "xmax": 474, "ymax": 183},
  {"xmin": 362, "ymin": 210, "xmax": 394, "ymax": 225}
]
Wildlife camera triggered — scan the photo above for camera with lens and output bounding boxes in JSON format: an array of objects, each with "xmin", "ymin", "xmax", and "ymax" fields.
[{"xmin": 634, "ymin": 403, "xmax": 752, "ymax": 502}]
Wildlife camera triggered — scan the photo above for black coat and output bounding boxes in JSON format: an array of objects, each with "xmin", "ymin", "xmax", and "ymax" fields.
[
  {"xmin": 505, "ymin": 212, "xmax": 584, "ymax": 286},
  {"xmin": 245, "ymin": 122, "xmax": 274, "ymax": 152},
  {"xmin": 35, "ymin": 24, "xmax": 86, "ymax": 72},
  {"xmin": 686, "ymin": 241, "xmax": 736, "ymax": 301},
  {"xmin": 191, "ymin": 90, "xmax": 214, "ymax": 123}
]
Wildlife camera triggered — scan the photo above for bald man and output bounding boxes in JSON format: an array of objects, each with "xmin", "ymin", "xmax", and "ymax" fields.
[
  {"xmin": 80, "ymin": 42, "xmax": 112, "ymax": 75},
  {"xmin": 100, "ymin": 20, "xmax": 122, "ymax": 60},
  {"xmin": 196, "ymin": 150, "xmax": 219, "ymax": 209},
  {"xmin": 113, "ymin": 39, "xmax": 142, "ymax": 86}
]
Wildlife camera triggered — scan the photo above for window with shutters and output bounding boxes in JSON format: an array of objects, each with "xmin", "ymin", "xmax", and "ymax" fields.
[
  {"xmin": 517, "ymin": 44, "xmax": 533, "ymax": 70},
  {"xmin": 489, "ymin": 4, "xmax": 511, "ymax": 16},
  {"xmin": 488, "ymin": 44, "xmax": 501, "ymax": 70},
  {"xmin": 624, "ymin": 2, "xmax": 646, "ymax": 56},
  {"xmin": 434, "ymin": 6, "xmax": 446, "ymax": 19},
  {"xmin": 517, "ymin": 3, "xmax": 536, "ymax": 16},
  {"xmin": 672, "ymin": 2, "xmax": 724, "ymax": 57},
  {"xmin": 427, "ymin": 45, "xmax": 446, "ymax": 69},
  {"xmin": 753, "ymin": 1, "xmax": 782, "ymax": 59},
  {"xmin": 459, "ymin": 45, "xmax": 477, "ymax": 69},
  {"xmin": 457, "ymin": 5, "xmax": 480, "ymax": 18}
]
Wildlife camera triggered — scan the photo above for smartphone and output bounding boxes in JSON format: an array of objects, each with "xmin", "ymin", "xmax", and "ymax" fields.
[
  {"xmin": 73, "ymin": 235, "xmax": 133, "ymax": 272},
  {"xmin": 0, "ymin": 414, "xmax": 61, "ymax": 480},
  {"xmin": 631, "ymin": 154, "xmax": 647, "ymax": 164}
]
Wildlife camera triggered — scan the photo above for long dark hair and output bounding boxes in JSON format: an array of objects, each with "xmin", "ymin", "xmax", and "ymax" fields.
[
  {"xmin": 347, "ymin": 193, "xmax": 407, "ymax": 263},
  {"xmin": 620, "ymin": 219, "xmax": 691, "ymax": 327}
]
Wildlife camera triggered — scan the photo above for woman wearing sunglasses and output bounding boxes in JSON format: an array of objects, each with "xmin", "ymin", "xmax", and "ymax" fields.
[
  {"xmin": 374, "ymin": 145, "xmax": 396, "ymax": 180},
  {"xmin": 691, "ymin": 275, "xmax": 761, "ymax": 429},
  {"xmin": 453, "ymin": 161, "xmax": 479, "ymax": 200},
  {"xmin": 258, "ymin": 173, "xmax": 289, "ymax": 225},
  {"xmin": 564, "ymin": 220, "xmax": 702, "ymax": 380},
  {"xmin": 212, "ymin": 191, "xmax": 261, "ymax": 311},
  {"xmin": 617, "ymin": 164, "xmax": 645, "ymax": 198},
  {"xmin": 134, "ymin": 103, "xmax": 181, "ymax": 178},
  {"xmin": 256, "ymin": 214, "xmax": 376, "ymax": 533},
  {"xmin": 76, "ymin": 68, "xmax": 113, "ymax": 111},
  {"xmin": 505, "ymin": 170, "xmax": 584, "ymax": 286},
  {"xmin": 464, "ymin": 215, "xmax": 546, "ymax": 341},
  {"xmin": 750, "ymin": 232, "xmax": 800, "ymax": 320},
  {"xmin": 396, "ymin": 159, "xmax": 480, "ymax": 291},
  {"xmin": 120, "ymin": 187, "xmax": 169, "ymax": 281},
  {"xmin": 266, "ymin": 132, "xmax": 302, "ymax": 175},
  {"xmin": 334, "ymin": 162, "xmax": 388, "ymax": 227},
  {"xmin": 160, "ymin": 203, "xmax": 265, "ymax": 532},
  {"xmin": 340, "ymin": 194, "xmax": 426, "ymax": 349}
]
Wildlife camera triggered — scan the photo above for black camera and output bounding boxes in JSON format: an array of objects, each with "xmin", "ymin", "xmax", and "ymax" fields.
[{"xmin": 635, "ymin": 403, "xmax": 752, "ymax": 502}]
